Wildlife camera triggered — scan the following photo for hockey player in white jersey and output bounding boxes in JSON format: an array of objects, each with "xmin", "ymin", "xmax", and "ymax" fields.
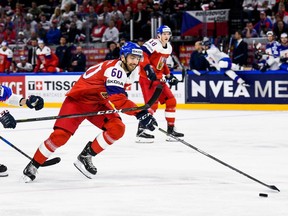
[
  {"xmin": 254, "ymin": 31, "xmax": 280, "ymax": 72},
  {"xmin": 0, "ymin": 85, "xmax": 44, "ymax": 177},
  {"xmin": 202, "ymin": 38, "xmax": 250, "ymax": 87},
  {"xmin": 277, "ymin": 33, "xmax": 288, "ymax": 71}
]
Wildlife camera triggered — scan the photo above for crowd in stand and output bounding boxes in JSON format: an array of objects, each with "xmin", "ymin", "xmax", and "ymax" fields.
[{"xmin": 1, "ymin": 0, "xmax": 288, "ymax": 73}]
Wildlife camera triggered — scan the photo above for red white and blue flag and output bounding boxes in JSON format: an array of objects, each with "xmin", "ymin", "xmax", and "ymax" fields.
[{"xmin": 181, "ymin": 9, "xmax": 230, "ymax": 37}]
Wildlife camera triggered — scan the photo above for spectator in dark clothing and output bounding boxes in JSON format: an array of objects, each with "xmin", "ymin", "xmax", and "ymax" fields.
[
  {"xmin": 46, "ymin": 20, "xmax": 61, "ymax": 45},
  {"xmin": 274, "ymin": 20, "xmax": 288, "ymax": 41},
  {"xmin": 105, "ymin": 42, "xmax": 120, "ymax": 60},
  {"xmin": 232, "ymin": 30, "xmax": 248, "ymax": 66},
  {"xmin": 55, "ymin": 37, "xmax": 71, "ymax": 71},
  {"xmin": 70, "ymin": 46, "xmax": 86, "ymax": 72},
  {"xmin": 27, "ymin": 38, "xmax": 38, "ymax": 70},
  {"xmin": 189, "ymin": 41, "xmax": 210, "ymax": 71}
]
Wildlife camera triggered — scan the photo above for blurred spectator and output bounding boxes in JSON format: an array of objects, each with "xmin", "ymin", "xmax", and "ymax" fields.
[
  {"xmin": 276, "ymin": 2, "xmax": 288, "ymax": 24},
  {"xmin": 46, "ymin": 20, "xmax": 61, "ymax": 45},
  {"xmin": 0, "ymin": 41, "xmax": 13, "ymax": 73},
  {"xmin": 61, "ymin": 0, "xmax": 76, "ymax": 11},
  {"xmin": 67, "ymin": 21, "xmax": 82, "ymax": 43},
  {"xmin": 34, "ymin": 39, "xmax": 62, "ymax": 72},
  {"xmin": 242, "ymin": 22, "xmax": 258, "ymax": 38},
  {"xmin": 55, "ymin": 36, "xmax": 71, "ymax": 71},
  {"xmin": 50, "ymin": 6, "xmax": 62, "ymax": 24},
  {"xmin": 242, "ymin": 0, "xmax": 258, "ymax": 22},
  {"xmin": 72, "ymin": 15, "xmax": 83, "ymax": 31},
  {"xmin": 96, "ymin": 0, "xmax": 112, "ymax": 15},
  {"xmin": 39, "ymin": 14, "xmax": 51, "ymax": 32},
  {"xmin": 102, "ymin": 20, "xmax": 119, "ymax": 43},
  {"xmin": 274, "ymin": 20, "xmax": 288, "ymax": 41},
  {"xmin": 3, "ymin": 26, "xmax": 16, "ymax": 44},
  {"xmin": 100, "ymin": 6, "xmax": 112, "ymax": 25},
  {"xmin": 15, "ymin": 55, "xmax": 33, "ymax": 72},
  {"xmin": 119, "ymin": 37, "xmax": 126, "ymax": 47},
  {"xmin": 105, "ymin": 41, "xmax": 120, "ymax": 60},
  {"xmin": 232, "ymin": 30, "xmax": 248, "ymax": 66},
  {"xmin": 91, "ymin": 16, "xmax": 106, "ymax": 43},
  {"xmin": 111, "ymin": 3, "xmax": 124, "ymax": 22},
  {"xmin": 28, "ymin": 38, "xmax": 38, "ymax": 70},
  {"xmin": 28, "ymin": 2, "xmax": 42, "ymax": 21},
  {"xmin": 135, "ymin": 37, "xmax": 144, "ymax": 46},
  {"xmin": 69, "ymin": 45, "xmax": 86, "ymax": 72},
  {"xmin": 120, "ymin": 11, "xmax": 132, "ymax": 40},
  {"xmin": 11, "ymin": 7, "xmax": 25, "ymax": 30},
  {"xmin": 62, "ymin": 3, "xmax": 75, "ymax": 21},
  {"xmin": 133, "ymin": 2, "xmax": 149, "ymax": 40},
  {"xmin": 16, "ymin": 31, "xmax": 27, "ymax": 45},
  {"xmin": 254, "ymin": 11, "xmax": 273, "ymax": 37},
  {"xmin": 189, "ymin": 41, "xmax": 210, "ymax": 71},
  {"xmin": 0, "ymin": 23, "xmax": 5, "ymax": 43}
]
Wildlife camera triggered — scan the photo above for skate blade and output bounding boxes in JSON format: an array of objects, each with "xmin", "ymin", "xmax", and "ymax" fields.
[
  {"xmin": 22, "ymin": 175, "xmax": 33, "ymax": 183},
  {"xmin": 0, "ymin": 172, "xmax": 8, "ymax": 177},
  {"xmin": 73, "ymin": 159, "xmax": 95, "ymax": 179},
  {"xmin": 166, "ymin": 136, "xmax": 184, "ymax": 142},
  {"xmin": 135, "ymin": 137, "xmax": 154, "ymax": 143}
]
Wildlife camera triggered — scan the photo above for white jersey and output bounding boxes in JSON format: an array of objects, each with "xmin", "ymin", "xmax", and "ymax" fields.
[
  {"xmin": 205, "ymin": 45, "xmax": 229, "ymax": 65},
  {"xmin": 16, "ymin": 62, "xmax": 33, "ymax": 72},
  {"xmin": 0, "ymin": 85, "xmax": 23, "ymax": 106}
]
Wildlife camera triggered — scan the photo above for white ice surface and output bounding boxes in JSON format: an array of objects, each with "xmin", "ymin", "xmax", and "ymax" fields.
[{"xmin": 0, "ymin": 108, "xmax": 287, "ymax": 216}]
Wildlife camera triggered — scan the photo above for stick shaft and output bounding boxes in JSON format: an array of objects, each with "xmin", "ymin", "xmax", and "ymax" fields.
[
  {"xmin": 16, "ymin": 84, "xmax": 163, "ymax": 123},
  {"xmin": 158, "ymin": 127, "xmax": 280, "ymax": 192}
]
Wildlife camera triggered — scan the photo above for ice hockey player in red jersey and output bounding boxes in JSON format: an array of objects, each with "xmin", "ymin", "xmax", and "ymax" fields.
[
  {"xmin": 0, "ymin": 85, "xmax": 44, "ymax": 177},
  {"xmin": 137, "ymin": 25, "xmax": 184, "ymax": 143},
  {"xmin": 22, "ymin": 42, "xmax": 158, "ymax": 182},
  {"xmin": 0, "ymin": 41, "xmax": 13, "ymax": 73},
  {"xmin": 34, "ymin": 39, "xmax": 62, "ymax": 72}
]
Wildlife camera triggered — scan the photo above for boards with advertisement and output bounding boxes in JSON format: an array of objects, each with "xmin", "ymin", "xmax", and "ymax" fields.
[
  {"xmin": 0, "ymin": 73, "xmax": 185, "ymax": 107},
  {"xmin": 186, "ymin": 71, "xmax": 288, "ymax": 104}
]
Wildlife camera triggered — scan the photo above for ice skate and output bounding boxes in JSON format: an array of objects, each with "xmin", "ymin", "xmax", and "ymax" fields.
[
  {"xmin": 74, "ymin": 141, "xmax": 97, "ymax": 179},
  {"xmin": 166, "ymin": 125, "xmax": 184, "ymax": 142},
  {"xmin": 0, "ymin": 164, "xmax": 8, "ymax": 177},
  {"xmin": 135, "ymin": 123, "xmax": 154, "ymax": 143},
  {"xmin": 23, "ymin": 160, "xmax": 39, "ymax": 182}
]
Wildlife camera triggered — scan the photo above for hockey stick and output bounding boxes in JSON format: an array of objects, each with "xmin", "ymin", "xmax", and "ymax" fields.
[
  {"xmin": 0, "ymin": 136, "xmax": 61, "ymax": 167},
  {"xmin": 16, "ymin": 84, "xmax": 163, "ymax": 123},
  {"xmin": 157, "ymin": 127, "xmax": 280, "ymax": 192}
]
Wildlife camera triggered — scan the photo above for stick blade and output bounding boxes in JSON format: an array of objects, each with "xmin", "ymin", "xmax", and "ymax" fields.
[
  {"xmin": 41, "ymin": 157, "xmax": 61, "ymax": 167},
  {"xmin": 269, "ymin": 185, "xmax": 280, "ymax": 192}
]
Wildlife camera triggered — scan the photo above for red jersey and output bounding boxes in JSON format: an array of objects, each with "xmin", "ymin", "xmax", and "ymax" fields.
[
  {"xmin": 34, "ymin": 46, "xmax": 59, "ymax": 72},
  {"xmin": 66, "ymin": 59, "xmax": 140, "ymax": 115},
  {"xmin": 0, "ymin": 47, "xmax": 13, "ymax": 72},
  {"xmin": 140, "ymin": 38, "xmax": 172, "ymax": 79}
]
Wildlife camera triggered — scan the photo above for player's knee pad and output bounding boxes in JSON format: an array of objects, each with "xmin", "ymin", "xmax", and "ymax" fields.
[
  {"xmin": 48, "ymin": 128, "xmax": 72, "ymax": 147},
  {"xmin": 103, "ymin": 118, "xmax": 125, "ymax": 141},
  {"xmin": 219, "ymin": 60, "xmax": 229, "ymax": 69},
  {"xmin": 165, "ymin": 97, "xmax": 176, "ymax": 110}
]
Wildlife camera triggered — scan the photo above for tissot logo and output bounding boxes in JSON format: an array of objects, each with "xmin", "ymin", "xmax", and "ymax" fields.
[{"xmin": 28, "ymin": 81, "xmax": 76, "ymax": 91}]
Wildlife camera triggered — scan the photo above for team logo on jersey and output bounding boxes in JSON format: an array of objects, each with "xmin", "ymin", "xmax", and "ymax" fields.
[{"xmin": 156, "ymin": 56, "xmax": 167, "ymax": 70}]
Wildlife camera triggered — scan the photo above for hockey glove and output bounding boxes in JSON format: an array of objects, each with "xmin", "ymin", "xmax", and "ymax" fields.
[
  {"xmin": 167, "ymin": 74, "xmax": 179, "ymax": 86},
  {"xmin": 144, "ymin": 64, "xmax": 157, "ymax": 81},
  {"xmin": 0, "ymin": 110, "xmax": 16, "ymax": 129},
  {"xmin": 136, "ymin": 110, "xmax": 158, "ymax": 131},
  {"xmin": 26, "ymin": 95, "xmax": 44, "ymax": 111}
]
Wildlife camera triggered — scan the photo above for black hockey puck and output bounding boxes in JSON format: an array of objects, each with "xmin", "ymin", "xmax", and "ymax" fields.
[{"xmin": 259, "ymin": 193, "xmax": 268, "ymax": 197}]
